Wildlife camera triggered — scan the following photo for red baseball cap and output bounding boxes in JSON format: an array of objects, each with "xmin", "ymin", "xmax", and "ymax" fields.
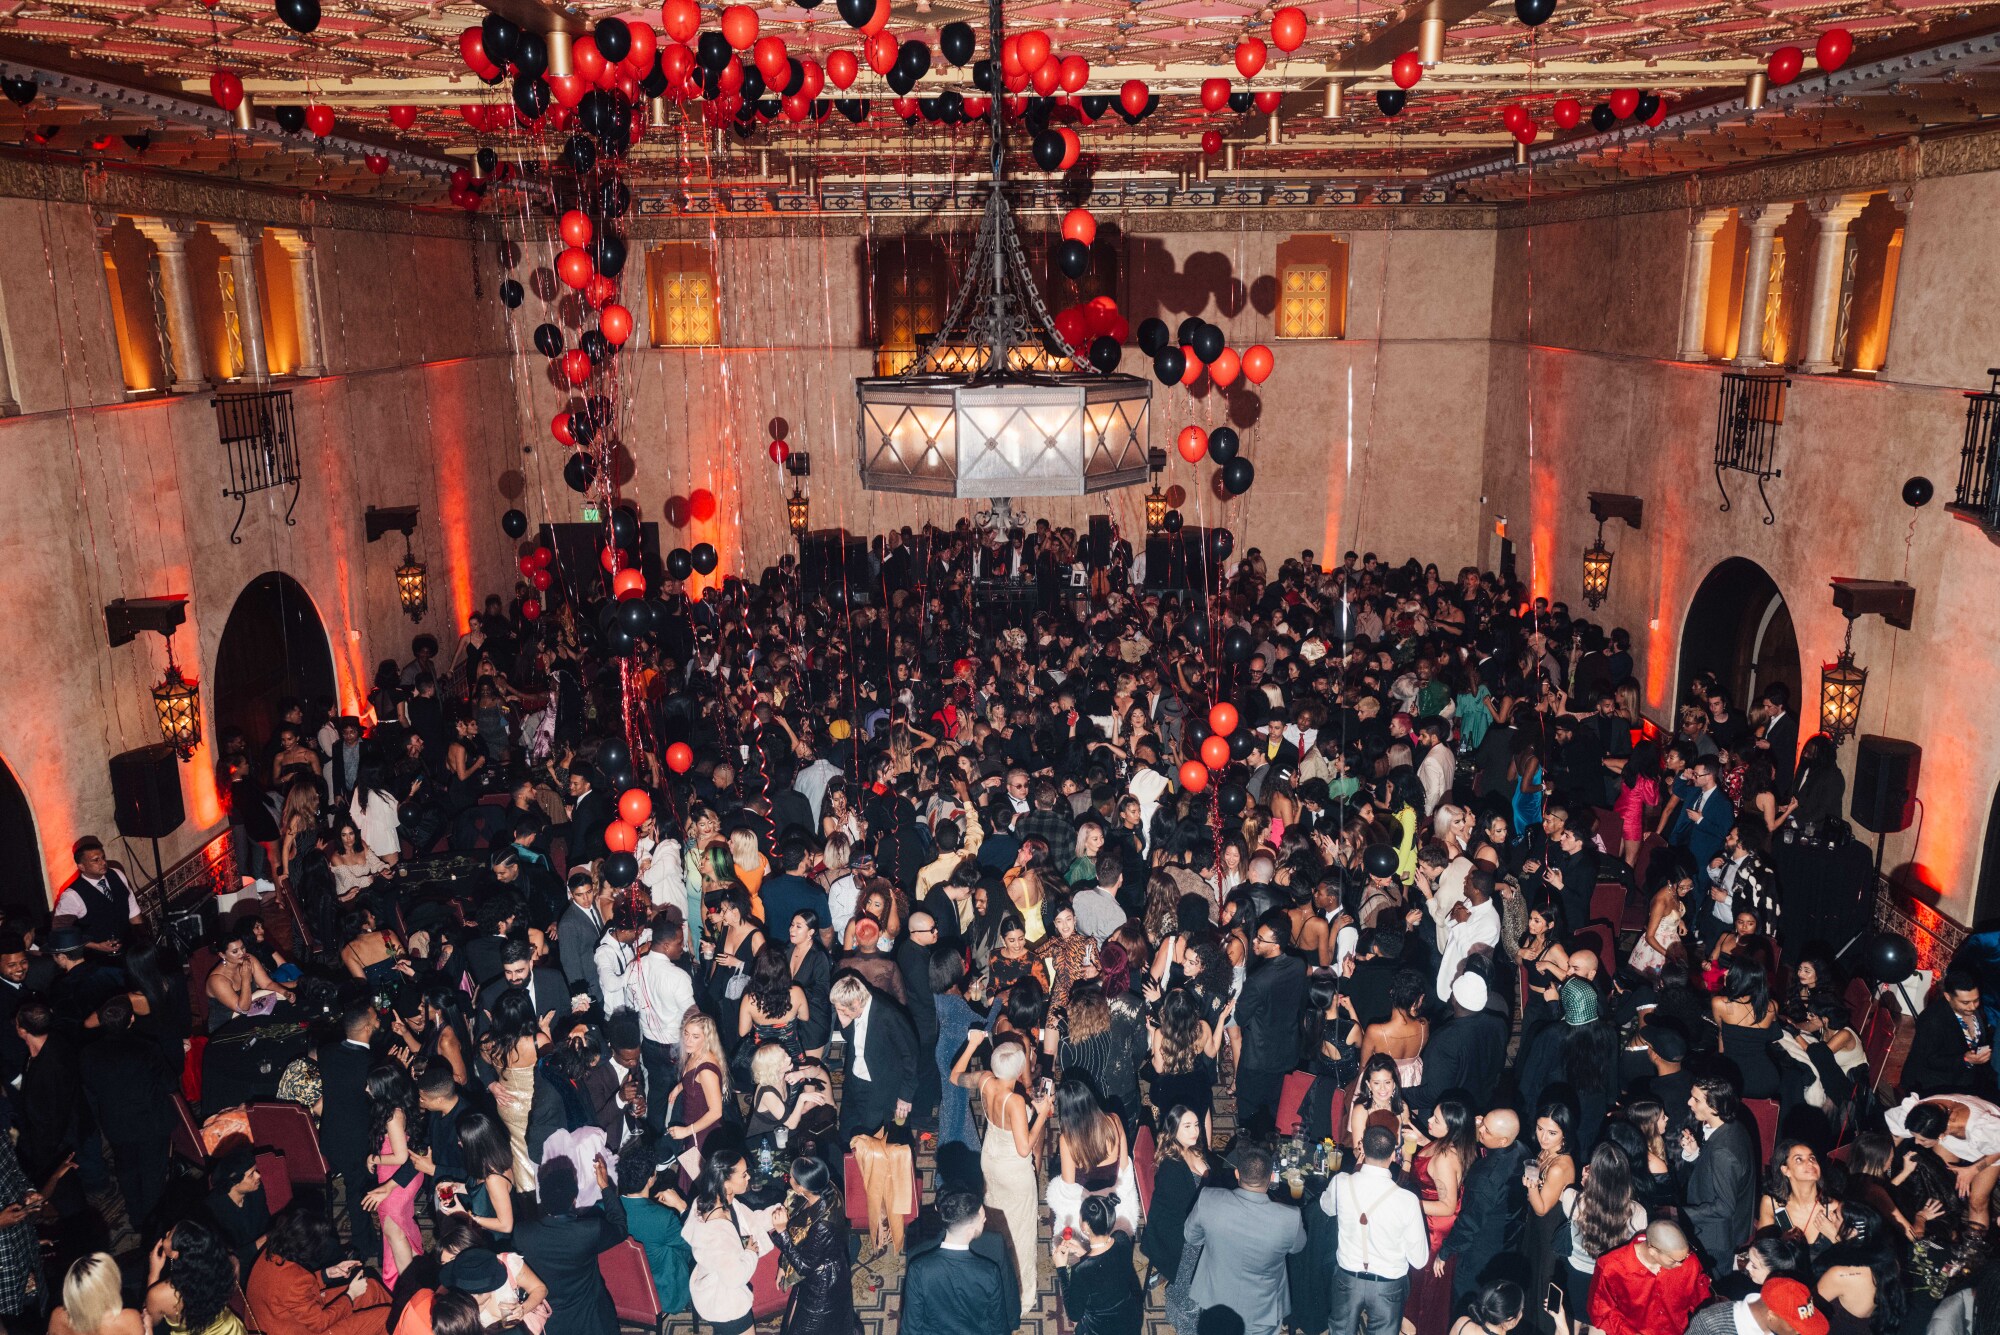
[{"xmin": 1761, "ymin": 1279, "xmax": 1828, "ymax": 1335}]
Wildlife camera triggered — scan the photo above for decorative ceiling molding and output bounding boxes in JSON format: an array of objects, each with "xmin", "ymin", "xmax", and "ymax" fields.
[{"xmin": 546, "ymin": 203, "xmax": 1500, "ymax": 241}]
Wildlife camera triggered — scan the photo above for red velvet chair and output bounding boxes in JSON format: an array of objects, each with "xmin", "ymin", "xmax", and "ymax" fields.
[
  {"xmin": 1132, "ymin": 1125, "xmax": 1157, "ymax": 1216},
  {"xmin": 598, "ymin": 1238, "xmax": 669, "ymax": 1333},
  {"xmin": 1744, "ymin": 1098, "xmax": 1780, "ymax": 1164},
  {"xmin": 246, "ymin": 1101, "xmax": 329, "ymax": 1188},
  {"xmin": 750, "ymin": 1247, "xmax": 788, "ymax": 1323},
  {"xmin": 170, "ymin": 1092, "xmax": 208, "ymax": 1168},
  {"xmin": 255, "ymin": 1150, "xmax": 294, "ymax": 1214},
  {"xmin": 1274, "ymin": 1070, "xmax": 1314, "ymax": 1137}
]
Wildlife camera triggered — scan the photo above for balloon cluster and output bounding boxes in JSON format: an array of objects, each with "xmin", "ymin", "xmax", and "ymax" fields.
[
  {"xmin": 1173, "ymin": 424, "xmax": 1257, "ymax": 497},
  {"xmin": 1767, "ymin": 29, "xmax": 1855, "ymax": 86},
  {"xmin": 514, "ymin": 544, "xmax": 555, "ymax": 620},
  {"xmin": 1135, "ymin": 317, "xmax": 1274, "ymax": 395}
]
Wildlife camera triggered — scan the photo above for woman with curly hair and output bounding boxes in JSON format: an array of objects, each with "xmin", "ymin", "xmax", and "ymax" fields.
[
  {"xmin": 365, "ymin": 1063, "xmax": 428, "ymax": 1285},
  {"xmin": 1146, "ymin": 986, "xmax": 1219, "ymax": 1141},
  {"xmin": 736, "ymin": 941, "xmax": 808, "ymax": 1061},
  {"xmin": 146, "ymin": 1221, "xmax": 243, "ymax": 1335}
]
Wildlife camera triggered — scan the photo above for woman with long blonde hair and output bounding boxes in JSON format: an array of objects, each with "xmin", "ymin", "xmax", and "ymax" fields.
[{"xmin": 667, "ymin": 1011, "xmax": 732, "ymax": 1178}]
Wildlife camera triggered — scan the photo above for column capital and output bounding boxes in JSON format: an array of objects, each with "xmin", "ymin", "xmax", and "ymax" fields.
[
  {"xmin": 131, "ymin": 216, "xmax": 196, "ymax": 251},
  {"xmin": 1809, "ymin": 194, "xmax": 1869, "ymax": 225},
  {"xmin": 1884, "ymin": 185, "xmax": 1915, "ymax": 211},
  {"xmin": 268, "ymin": 226, "xmax": 315, "ymax": 258},
  {"xmin": 1737, "ymin": 202, "xmax": 1782, "ymax": 233},
  {"xmin": 209, "ymin": 222, "xmax": 263, "ymax": 255},
  {"xmin": 1690, "ymin": 208, "xmax": 1729, "ymax": 240}
]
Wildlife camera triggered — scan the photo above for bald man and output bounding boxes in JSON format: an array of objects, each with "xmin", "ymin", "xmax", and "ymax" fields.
[
  {"xmin": 1590, "ymin": 1221, "xmax": 1713, "ymax": 1335},
  {"xmin": 1437, "ymin": 1107, "xmax": 1531, "ymax": 1300},
  {"xmin": 1567, "ymin": 949, "xmax": 1601, "ymax": 984}
]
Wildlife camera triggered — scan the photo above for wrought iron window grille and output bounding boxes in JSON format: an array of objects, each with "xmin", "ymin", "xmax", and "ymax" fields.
[
  {"xmin": 213, "ymin": 388, "xmax": 301, "ymax": 543},
  {"xmin": 1714, "ymin": 371, "xmax": 1789, "ymax": 525},
  {"xmin": 1950, "ymin": 369, "xmax": 2000, "ymax": 541}
]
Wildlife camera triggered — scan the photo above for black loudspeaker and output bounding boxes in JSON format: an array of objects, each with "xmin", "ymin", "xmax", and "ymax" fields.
[
  {"xmin": 539, "ymin": 521, "xmax": 664, "ymax": 593},
  {"xmin": 166, "ymin": 899, "xmax": 217, "ymax": 955},
  {"xmin": 1852, "ymin": 735, "xmax": 1921, "ymax": 834},
  {"xmin": 1143, "ymin": 530, "xmax": 1222, "ymax": 593},
  {"xmin": 110, "ymin": 744, "xmax": 185, "ymax": 840},
  {"xmin": 1086, "ymin": 514, "xmax": 1113, "ymax": 569},
  {"xmin": 798, "ymin": 530, "xmax": 870, "ymax": 598}
]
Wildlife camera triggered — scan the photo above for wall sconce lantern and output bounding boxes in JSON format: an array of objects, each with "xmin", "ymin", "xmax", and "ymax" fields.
[
  {"xmin": 785, "ymin": 451, "xmax": 812, "ymax": 539},
  {"xmin": 105, "ymin": 596, "xmax": 201, "ymax": 761},
  {"xmin": 1145, "ymin": 446, "xmax": 1169, "ymax": 534},
  {"xmin": 1821, "ymin": 578, "xmax": 1917, "ymax": 744},
  {"xmin": 1581, "ymin": 492, "xmax": 1644, "ymax": 611},
  {"xmin": 366, "ymin": 505, "xmax": 427, "ymax": 623}
]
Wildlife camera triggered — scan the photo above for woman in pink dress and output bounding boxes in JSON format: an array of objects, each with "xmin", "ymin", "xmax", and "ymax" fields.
[
  {"xmin": 1611, "ymin": 742, "xmax": 1662, "ymax": 869},
  {"xmin": 365, "ymin": 1066, "xmax": 427, "ymax": 1287}
]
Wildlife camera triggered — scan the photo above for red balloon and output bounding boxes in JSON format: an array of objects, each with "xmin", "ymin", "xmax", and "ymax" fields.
[
  {"xmin": 1271, "ymin": 5, "xmax": 1307, "ymax": 52},
  {"xmin": 623, "ymin": 22, "xmax": 658, "ymax": 76},
  {"xmin": 521, "ymin": 597, "xmax": 542, "ymax": 621},
  {"xmin": 532, "ymin": 546, "xmax": 553, "ymax": 568},
  {"xmin": 600, "ymin": 304, "xmax": 633, "ymax": 346},
  {"xmin": 1200, "ymin": 77, "xmax": 1229, "ymax": 112},
  {"xmin": 660, "ymin": 0, "xmax": 701, "ymax": 44},
  {"xmin": 1501, "ymin": 102, "xmax": 1529, "ymax": 131},
  {"xmin": 893, "ymin": 95, "xmax": 919, "ymax": 119},
  {"xmin": 559, "ymin": 209, "xmax": 593, "ymax": 247},
  {"xmin": 1062, "ymin": 208, "xmax": 1096, "ymax": 245},
  {"xmin": 1057, "ymin": 126, "xmax": 1080, "ymax": 170},
  {"xmin": 827, "ymin": 48, "xmax": 858, "ymax": 89},
  {"xmin": 556, "ymin": 246, "xmax": 593, "ymax": 289},
  {"xmin": 1235, "ymin": 37, "xmax": 1267, "ymax": 79},
  {"xmin": 619, "ymin": 789, "xmax": 653, "ymax": 826},
  {"xmin": 1253, "ymin": 89, "xmax": 1281, "ymax": 113},
  {"xmin": 754, "ymin": 36, "xmax": 789, "ymax": 84},
  {"xmin": 1018, "ymin": 30, "xmax": 1051, "ymax": 72},
  {"xmin": 549, "ymin": 74, "xmax": 589, "ymax": 107},
  {"xmin": 866, "ymin": 31, "xmax": 899, "ymax": 75},
  {"xmin": 1242, "ymin": 344, "xmax": 1274, "ymax": 384},
  {"xmin": 561, "ymin": 349, "xmax": 592, "ymax": 384},
  {"xmin": 519, "ymin": 553, "xmax": 539, "ymax": 576},
  {"xmin": 1645, "ymin": 96, "xmax": 1668, "ymax": 126},
  {"xmin": 1058, "ymin": 54, "xmax": 1089, "ymax": 92},
  {"xmin": 797, "ymin": 58, "xmax": 825, "ymax": 100},
  {"xmin": 769, "ymin": 439, "xmax": 790, "ymax": 463},
  {"xmin": 1551, "ymin": 96, "xmax": 1582, "ymax": 128},
  {"xmin": 1178, "ymin": 760, "xmax": 1211, "ymax": 793},
  {"xmin": 688, "ymin": 488, "xmax": 718, "ymax": 522},
  {"xmin": 459, "ymin": 103, "xmax": 486, "ymax": 130},
  {"xmin": 305, "ymin": 104, "xmax": 334, "ymax": 136},
  {"xmin": 531, "ymin": 568, "xmax": 552, "ymax": 591},
  {"xmin": 1119, "ymin": 78, "xmax": 1149, "ymax": 117},
  {"xmin": 604, "ymin": 819, "xmax": 639, "ymax": 853},
  {"xmin": 1513, "ymin": 119, "xmax": 1538, "ymax": 145},
  {"xmin": 458, "ymin": 26, "xmax": 497, "ymax": 77},
  {"xmin": 551, "ymin": 411, "xmax": 575, "ymax": 444},
  {"xmin": 1030, "ymin": 59, "xmax": 1060, "ymax": 96},
  {"xmin": 1053, "ymin": 306, "xmax": 1089, "ymax": 348},
  {"xmin": 721, "ymin": 3, "xmax": 758, "ymax": 48},
  {"xmin": 1816, "ymin": 27, "xmax": 1853, "ymax": 71},
  {"xmin": 1200, "ymin": 735, "xmax": 1231, "ymax": 770},
  {"xmin": 1391, "ymin": 50, "xmax": 1422, "ymax": 89},
  {"xmin": 781, "ymin": 93, "xmax": 809, "ymax": 121},
  {"xmin": 1201, "ymin": 129, "xmax": 1222, "ymax": 155},
  {"xmin": 210, "ymin": 71, "xmax": 244, "ymax": 112},
  {"xmin": 1209, "ymin": 347, "xmax": 1241, "ymax": 387},
  {"xmin": 574, "ymin": 35, "xmax": 607, "ymax": 85},
  {"xmin": 585, "ymin": 274, "xmax": 619, "ymax": 309},
  {"xmin": 388, "ymin": 104, "xmax": 418, "ymax": 130},
  {"xmin": 1179, "ymin": 346, "xmax": 1201, "ymax": 386},
  {"xmin": 860, "ymin": 0, "xmax": 890, "ymax": 36},
  {"xmin": 1608, "ymin": 86, "xmax": 1640, "ymax": 117},
  {"xmin": 1766, "ymin": 45, "xmax": 1803, "ymax": 85},
  {"xmin": 666, "ymin": 742, "xmax": 694, "ymax": 774},
  {"xmin": 1177, "ymin": 425, "xmax": 1209, "ymax": 462},
  {"xmin": 364, "ymin": 153, "xmax": 388, "ymax": 175},
  {"xmin": 1209, "ymin": 702, "xmax": 1239, "ymax": 736},
  {"xmin": 613, "ymin": 568, "xmax": 646, "ymax": 600}
]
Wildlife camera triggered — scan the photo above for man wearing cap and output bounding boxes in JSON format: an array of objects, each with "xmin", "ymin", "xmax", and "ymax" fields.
[
  {"xmin": 1687, "ymin": 1277, "xmax": 1830, "ymax": 1335},
  {"xmin": 1319, "ymin": 1123, "xmax": 1430, "ymax": 1335},
  {"xmin": 52, "ymin": 837, "xmax": 144, "ymax": 949},
  {"xmin": 1186, "ymin": 1138, "xmax": 1309, "ymax": 1335},
  {"xmin": 1409, "ymin": 972, "xmax": 1507, "ymax": 1115},
  {"xmin": 1590, "ymin": 1221, "xmax": 1712, "ymax": 1335}
]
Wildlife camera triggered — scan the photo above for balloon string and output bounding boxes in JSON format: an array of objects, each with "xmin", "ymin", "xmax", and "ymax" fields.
[{"xmin": 1523, "ymin": 25, "xmax": 1538, "ymax": 600}]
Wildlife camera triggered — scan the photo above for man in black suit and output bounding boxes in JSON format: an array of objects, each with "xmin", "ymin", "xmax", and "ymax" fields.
[
  {"xmin": 13, "ymin": 999, "xmax": 83, "ymax": 1218},
  {"xmin": 478, "ymin": 939, "xmax": 572, "ymax": 1029},
  {"xmin": 1342, "ymin": 928, "xmax": 1408, "ymax": 1029},
  {"xmin": 79, "ymin": 994, "xmax": 174, "ymax": 1232},
  {"xmin": 1903, "ymin": 968, "xmax": 1998, "ymax": 1098},
  {"xmin": 1235, "ymin": 909, "xmax": 1309, "ymax": 1134},
  {"xmin": 1755, "ymin": 684, "xmax": 1799, "ymax": 796},
  {"xmin": 1440, "ymin": 1108, "xmax": 1530, "ymax": 1301},
  {"xmin": 563, "ymin": 766, "xmax": 613, "ymax": 868},
  {"xmin": 760, "ymin": 838, "xmax": 827, "ymax": 940},
  {"xmin": 511, "ymin": 1156, "xmax": 627, "ymax": 1335},
  {"xmin": 317, "ymin": 1000, "xmax": 383, "ymax": 1259},
  {"xmin": 830, "ymin": 972, "xmax": 917, "ymax": 1146},
  {"xmin": 1677, "ymin": 1074, "xmax": 1758, "ymax": 1268},
  {"xmin": 0, "ymin": 935, "xmax": 35, "ymax": 1086},
  {"xmin": 901, "ymin": 1186, "xmax": 1019, "ymax": 1335},
  {"xmin": 556, "ymin": 871, "xmax": 606, "ymax": 1008},
  {"xmin": 897, "ymin": 912, "xmax": 942, "ymax": 1128},
  {"xmin": 460, "ymin": 896, "xmax": 521, "ymax": 992},
  {"xmin": 1409, "ymin": 973, "xmax": 1508, "ymax": 1115},
  {"xmin": 1543, "ymin": 822, "xmax": 1601, "ymax": 940}
]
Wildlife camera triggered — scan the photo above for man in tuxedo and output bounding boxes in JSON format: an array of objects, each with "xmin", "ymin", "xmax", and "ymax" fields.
[
  {"xmin": 52, "ymin": 836, "xmax": 144, "ymax": 949},
  {"xmin": 509, "ymin": 1158, "xmax": 628, "ymax": 1335},
  {"xmin": 0, "ymin": 935, "xmax": 33, "ymax": 1085},
  {"xmin": 319, "ymin": 1000, "xmax": 384, "ymax": 1258},
  {"xmin": 1543, "ymin": 823, "xmax": 1601, "ymax": 940},
  {"xmin": 588, "ymin": 1010, "xmax": 651, "ymax": 1150},
  {"xmin": 1438, "ymin": 1107, "xmax": 1529, "ymax": 1301},
  {"xmin": 901, "ymin": 1187, "xmax": 1018, "ymax": 1335},
  {"xmin": 479, "ymin": 940, "xmax": 572, "ymax": 1028},
  {"xmin": 1235, "ymin": 910, "xmax": 1308, "ymax": 1134},
  {"xmin": 325, "ymin": 717, "xmax": 365, "ymax": 808},
  {"xmin": 1902, "ymin": 967, "xmax": 1998, "ymax": 1097},
  {"xmin": 1677, "ymin": 1075, "xmax": 1757, "ymax": 1267},
  {"xmin": 564, "ymin": 766, "xmax": 613, "ymax": 868},
  {"xmin": 557, "ymin": 870, "xmax": 607, "ymax": 1007},
  {"xmin": 461, "ymin": 896, "xmax": 520, "ymax": 991},
  {"xmin": 830, "ymin": 973, "xmax": 917, "ymax": 1146},
  {"xmin": 1755, "ymin": 684, "xmax": 1799, "ymax": 796},
  {"xmin": 896, "ymin": 912, "xmax": 942, "ymax": 1128}
]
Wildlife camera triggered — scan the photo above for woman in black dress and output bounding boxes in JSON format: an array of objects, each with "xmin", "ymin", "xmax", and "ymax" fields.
[
  {"xmin": 1140, "ymin": 1104, "xmax": 1223, "ymax": 1288},
  {"xmin": 1055, "ymin": 1194, "xmax": 1143, "ymax": 1335},
  {"xmin": 785, "ymin": 909, "xmax": 833, "ymax": 1057},
  {"xmin": 773, "ymin": 1157, "xmax": 861, "ymax": 1335}
]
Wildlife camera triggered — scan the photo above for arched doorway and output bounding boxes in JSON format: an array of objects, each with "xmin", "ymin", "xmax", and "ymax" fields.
[
  {"xmin": 1974, "ymin": 782, "xmax": 2000, "ymax": 931},
  {"xmin": 0, "ymin": 754, "xmax": 44, "ymax": 918},
  {"xmin": 212, "ymin": 573, "xmax": 337, "ymax": 759},
  {"xmin": 1677, "ymin": 557, "xmax": 1802, "ymax": 715}
]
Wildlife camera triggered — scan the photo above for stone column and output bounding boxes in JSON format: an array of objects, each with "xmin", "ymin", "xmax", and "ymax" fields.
[
  {"xmin": 211, "ymin": 224, "xmax": 270, "ymax": 382},
  {"xmin": 132, "ymin": 217, "xmax": 206, "ymax": 392},
  {"xmin": 1730, "ymin": 204, "xmax": 1781, "ymax": 368},
  {"xmin": 1799, "ymin": 195, "xmax": 1869, "ymax": 374},
  {"xmin": 1677, "ymin": 209, "xmax": 1729, "ymax": 360},
  {"xmin": 270, "ymin": 228, "xmax": 326, "ymax": 376}
]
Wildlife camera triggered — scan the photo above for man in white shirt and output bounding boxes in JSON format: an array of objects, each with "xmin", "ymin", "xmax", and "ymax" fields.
[
  {"xmin": 52, "ymin": 837, "xmax": 144, "ymax": 949},
  {"xmin": 1434, "ymin": 870, "xmax": 1502, "ymax": 1026},
  {"xmin": 1415, "ymin": 717, "xmax": 1455, "ymax": 817},
  {"xmin": 793, "ymin": 744, "xmax": 842, "ymax": 823},
  {"xmin": 1321, "ymin": 1122, "xmax": 1431, "ymax": 1335},
  {"xmin": 592, "ymin": 897, "xmax": 647, "ymax": 1018},
  {"xmin": 633, "ymin": 906, "xmax": 697, "ymax": 1129}
]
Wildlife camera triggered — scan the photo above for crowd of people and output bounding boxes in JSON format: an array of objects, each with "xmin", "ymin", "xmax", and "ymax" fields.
[{"xmin": 1, "ymin": 516, "xmax": 1987, "ymax": 1335}]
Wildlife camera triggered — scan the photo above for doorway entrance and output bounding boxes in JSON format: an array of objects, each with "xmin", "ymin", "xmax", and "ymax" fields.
[
  {"xmin": 0, "ymin": 754, "xmax": 44, "ymax": 918},
  {"xmin": 212, "ymin": 573, "xmax": 338, "ymax": 759},
  {"xmin": 1677, "ymin": 557, "xmax": 1801, "ymax": 715}
]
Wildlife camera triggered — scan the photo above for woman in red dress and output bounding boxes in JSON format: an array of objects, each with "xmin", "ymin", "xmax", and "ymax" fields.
[{"xmin": 1405, "ymin": 1096, "xmax": 1478, "ymax": 1335}]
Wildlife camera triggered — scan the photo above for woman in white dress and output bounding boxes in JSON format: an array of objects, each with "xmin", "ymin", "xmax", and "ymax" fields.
[
  {"xmin": 1628, "ymin": 868, "xmax": 1690, "ymax": 977},
  {"xmin": 1887, "ymin": 1093, "xmax": 2000, "ymax": 1226},
  {"xmin": 953, "ymin": 1032, "xmax": 1053, "ymax": 1316}
]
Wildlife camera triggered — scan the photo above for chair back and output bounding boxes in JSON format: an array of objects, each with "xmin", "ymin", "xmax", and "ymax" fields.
[
  {"xmin": 1744, "ymin": 1098, "xmax": 1780, "ymax": 1165},
  {"xmin": 1329, "ymin": 1086, "xmax": 1349, "ymax": 1147},
  {"xmin": 255, "ymin": 1150, "xmax": 294, "ymax": 1213},
  {"xmin": 1859, "ymin": 1005, "xmax": 1898, "ymax": 1084},
  {"xmin": 1587, "ymin": 882, "xmax": 1627, "ymax": 932},
  {"xmin": 749, "ymin": 1247, "xmax": 788, "ymax": 1322},
  {"xmin": 1133, "ymin": 1124, "xmax": 1157, "ymax": 1215},
  {"xmin": 1275, "ymin": 1070, "xmax": 1314, "ymax": 1137},
  {"xmin": 598, "ymin": 1238, "xmax": 664, "ymax": 1326},
  {"xmin": 246, "ymin": 1101, "xmax": 330, "ymax": 1186},
  {"xmin": 171, "ymin": 1092, "xmax": 208, "ymax": 1166}
]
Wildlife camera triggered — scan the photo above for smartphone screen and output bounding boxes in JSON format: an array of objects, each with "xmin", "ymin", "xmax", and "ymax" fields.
[{"xmin": 1548, "ymin": 1283, "xmax": 1565, "ymax": 1313}]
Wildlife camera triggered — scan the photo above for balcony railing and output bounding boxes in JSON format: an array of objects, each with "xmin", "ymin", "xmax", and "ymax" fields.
[
  {"xmin": 1949, "ymin": 370, "xmax": 2000, "ymax": 540},
  {"xmin": 214, "ymin": 389, "xmax": 301, "ymax": 544},
  {"xmin": 1714, "ymin": 371, "xmax": 1789, "ymax": 525}
]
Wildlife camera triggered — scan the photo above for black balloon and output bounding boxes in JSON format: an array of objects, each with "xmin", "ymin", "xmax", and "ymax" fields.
[
  {"xmin": 579, "ymin": 88, "xmax": 614, "ymax": 134},
  {"xmin": 782, "ymin": 57, "xmax": 806, "ymax": 96},
  {"xmin": 1080, "ymin": 94, "xmax": 1110, "ymax": 120},
  {"xmin": 273, "ymin": 104, "xmax": 306, "ymax": 133},
  {"xmin": 1088, "ymin": 335, "xmax": 1122, "ymax": 372},
  {"xmin": 940, "ymin": 21, "xmax": 976, "ymax": 66},
  {"xmin": 598, "ymin": 738, "xmax": 632, "ymax": 774},
  {"xmin": 697, "ymin": 32, "xmax": 733, "ymax": 71},
  {"xmin": 838, "ymin": 98, "xmax": 868, "ymax": 123},
  {"xmin": 563, "ymin": 133, "xmax": 596, "ymax": 173},
  {"xmin": 641, "ymin": 59, "xmax": 669, "ymax": 98},
  {"xmin": 667, "ymin": 547, "xmax": 694, "ymax": 579},
  {"xmin": 598, "ymin": 179, "xmax": 632, "ymax": 218},
  {"xmin": 739, "ymin": 64, "xmax": 766, "ymax": 102},
  {"xmin": 475, "ymin": 146, "xmax": 499, "ymax": 174},
  {"xmin": 569, "ymin": 414, "xmax": 596, "ymax": 448},
  {"xmin": 1137, "ymin": 317, "xmax": 1170, "ymax": 356},
  {"xmin": 580, "ymin": 329, "xmax": 611, "ymax": 365},
  {"xmin": 1515, "ymin": 0, "xmax": 1556, "ymax": 23},
  {"xmin": 1228, "ymin": 729, "xmax": 1255, "ymax": 761},
  {"xmin": 1362, "ymin": 844, "xmax": 1399, "ymax": 878},
  {"xmin": 898, "ymin": 39, "xmax": 931, "ymax": 79},
  {"xmin": 602, "ymin": 852, "xmax": 638, "ymax": 886},
  {"xmin": 275, "ymin": 0, "xmax": 319, "ymax": 34},
  {"xmin": 972, "ymin": 59, "xmax": 994, "ymax": 92},
  {"xmin": 534, "ymin": 323, "xmax": 564, "ymax": 358},
  {"xmin": 594, "ymin": 17, "xmax": 632, "ymax": 63},
  {"xmin": 1175, "ymin": 316, "xmax": 1203, "ymax": 345},
  {"xmin": 1376, "ymin": 88, "xmax": 1406, "ymax": 117},
  {"xmin": 563, "ymin": 452, "xmax": 597, "ymax": 492},
  {"xmin": 1208, "ymin": 426, "xmax": 1240, "ymax": 464},
  {"xmin": 610, "ymin": 505, "xmax": 639, "ymax": 545},
  {"xmin": 501, "ymin": 508, "xmax": 528, "ymax": 539},
  {"xmin": 514, "ymin": 31, "xmax": 548, "ymax": 78},
  {"xmin": 594, "ymin": 231, "xmax": 627, "ymax": 278},
  {"xmin": 1162, "ymin": 509, "xmax": 1183, "ymax": 532},
  {"xmin": 1218, "ymin": 783, "xmax": 1248, "ymax": 817},
  {"xmin": 1057, "ymin": 239, "xmax": 1091, "ymax": 279},
  {"xmin": 603, "ymin": 622, "xmax": 633, "ymax": 655},
  {"xmin": 481, "ymin": 13, "xmax": 520, "ymax": 65},
  {"xmin": 513, "ymin": 73, "xmax": 550, "ymax": 119},
  {"xmin": 917, "ymin": 97, "xmax": 942, "ymax": 123},
  {"xmin": 1209, "ymin": 527, "xmax": 1234, "ymax": 561},
  {"xmin": 1223, "ymin": 625, "xmax": 1254, "ymax": 662},
  {"xmin": 1153, "ymin": 347, "xmax": 1186, "ymax": 385},
  {"xmin": 498, "ymin": 279, "xmax": 524, "ymax": 308},
  {"xmin": 836, "ymin": 0, "xmax": 873, "ymax": 27},
  {"xmin": 1191, "ymin": 323, "xmax": 1225, "ymax": 363},
  {"xmin": 1032, "ymin": 128, "xmax": 1066, "ymax": 171},
  {"xmin": 937, "ymin": 89, "xmax": 964, "ymax": 122},
  {"xmin": 1, "ymin": 77, "xmax": 35, "ymax": 107},
  {"xmin": 1590, "ymin": 102, "xmax": 1616, "ymax": 131},
  {"xmin": 1635, "ymin": 92, "xmax": 1661, "ymax": 121},
  {"xmin": 691, "ymin": 543, "xmax": 718, "ymax": 575},
  {"xmin": 1228, "ymin": 91, "xmax": 1253, "ymax": 114},
  {"xmin": 1222, "ymin": 456, "xmax": 1255, "ymax": 495},
  {"xmin": 619, "ymin": 598, "xmax": 649, "ymax": 631},
  {"xmin": 886, "ymin": 66, "xmax": 915, "ymax": 96},
  {"xmin": 1857, "ymin": 931, "xmax": 1916, "ymax": 986},
  {"xmin": 1903, "ymin": 475, "xmax": 1934, "ymax": 508}
]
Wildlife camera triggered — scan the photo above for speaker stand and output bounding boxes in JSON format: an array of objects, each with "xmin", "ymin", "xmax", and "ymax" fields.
[{"xmin": 147, "ymin": 835, "xmax": 166, "ymax": 927}]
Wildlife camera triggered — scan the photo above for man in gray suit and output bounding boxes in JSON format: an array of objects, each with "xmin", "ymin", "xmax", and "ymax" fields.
[
  {"xmin": 557, "ymin": 869, "xmax": 607, "ymax": 1007},
  {"xmin": 1184, "ymin": 1139, "xmax": 1307, "ymax": 1335},
  {"xmin": 1677, "ymin": 1073, "xmax": 1758, "ymax": 1268}
]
